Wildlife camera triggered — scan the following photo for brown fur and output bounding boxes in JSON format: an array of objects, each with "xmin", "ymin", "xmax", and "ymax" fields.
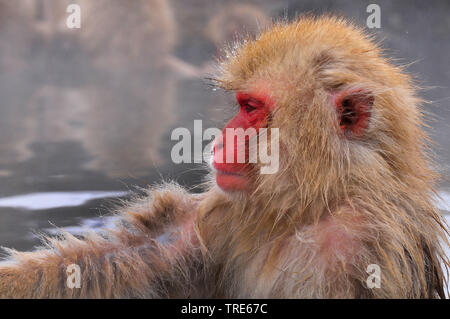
[{"xmin": 0, "ymin": 15, "xmax": 448, "ymax": 298}]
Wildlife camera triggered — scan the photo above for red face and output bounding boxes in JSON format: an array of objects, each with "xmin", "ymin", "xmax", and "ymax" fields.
[
  {"xmin": 212, "ymin": 87, "xmax": 373, "ymax": 192},
  {"xmin": 212, "ymin": 91, "xmax": 273, "ymax": 192}
]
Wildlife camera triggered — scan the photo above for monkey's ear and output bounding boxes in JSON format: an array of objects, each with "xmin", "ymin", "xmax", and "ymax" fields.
[{"xmin": 333, "ymin": 88, "xmax": 374, "ymax": 138}]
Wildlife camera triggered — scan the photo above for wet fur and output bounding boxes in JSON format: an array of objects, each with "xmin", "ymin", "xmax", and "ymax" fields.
[{"xmin": 0, "ymin": 15, "xmax": 448, "ymax": 298}]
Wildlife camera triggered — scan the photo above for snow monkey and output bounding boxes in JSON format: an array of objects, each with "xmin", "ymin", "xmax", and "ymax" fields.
[{"xmin": 0, "ymin": 16, "xmax": 448, "ymax": 298}]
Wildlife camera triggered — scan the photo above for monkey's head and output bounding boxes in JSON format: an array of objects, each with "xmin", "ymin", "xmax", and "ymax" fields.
[{"xmin": 211, "ymin": 16, "xmax": 432, "ymax": 208}]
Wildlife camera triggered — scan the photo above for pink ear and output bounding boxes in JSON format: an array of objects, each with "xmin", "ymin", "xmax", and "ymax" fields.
[{"xmin": 333, "ymin": 88, "xmax": 374, "ymax": 137}]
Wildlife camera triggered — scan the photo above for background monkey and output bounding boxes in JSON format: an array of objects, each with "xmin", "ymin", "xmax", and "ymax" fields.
[{"xmin": 0, "ymin": 15, "xmax": 448, "ymax": 298}]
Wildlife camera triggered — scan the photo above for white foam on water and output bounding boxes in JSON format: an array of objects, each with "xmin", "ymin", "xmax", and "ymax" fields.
[
  {"xmin": 0, "ymin": 191, "xmax": 129, "ymax": 210},
  {"xmin": 44, "ymin": 216, "xmax": 119, "ymax": 236}
]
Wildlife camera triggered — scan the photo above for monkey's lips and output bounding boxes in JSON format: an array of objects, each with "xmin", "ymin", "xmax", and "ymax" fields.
[{"xmin": 213, "ymin": 167, "xmax": 249, "ymax": 192}]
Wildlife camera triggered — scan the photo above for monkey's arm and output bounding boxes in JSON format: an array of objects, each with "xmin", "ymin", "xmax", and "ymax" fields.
[{"xmin": 0, "ymin": 184, "xmax": 204, "ymax": 298}]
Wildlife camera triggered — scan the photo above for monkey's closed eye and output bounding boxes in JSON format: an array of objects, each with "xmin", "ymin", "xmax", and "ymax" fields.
[
  {"xmin": 245, "ymin": 98, "xmax": 263, "ymax": 110},
  {"xmin": 244, "ymin": 104, "xmax": 257, "ymax": 113}
]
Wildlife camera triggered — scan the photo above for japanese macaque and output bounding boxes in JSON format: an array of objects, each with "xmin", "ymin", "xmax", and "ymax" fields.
[{"xmin": 0, "ymin": 16, "xmax": 448, "ymax": 298}]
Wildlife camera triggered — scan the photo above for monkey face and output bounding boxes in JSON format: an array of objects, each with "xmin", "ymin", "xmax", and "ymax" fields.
[
  {"xmin": 210, "ymin": 75, "xmax": 377, "ymax": 195},
  {"xmin": 211, "ymin": 17, "xmax": 421, "ymax": 196},
  {"xmin": 210, "ymin": 77, "xmax": 377, "ymax": 194},
  {"xmin": 212, "ymin": 90, "xmax": 274, "ymax": 192}
]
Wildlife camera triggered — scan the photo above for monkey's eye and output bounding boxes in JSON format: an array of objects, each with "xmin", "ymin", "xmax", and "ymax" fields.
[
  {"xmin": 242, "ymin": 98, "xmax": 263, "ymax": 113},
  {"xmin": 243, "ymin": 104, "xmax": 257, "ymax": 113}
]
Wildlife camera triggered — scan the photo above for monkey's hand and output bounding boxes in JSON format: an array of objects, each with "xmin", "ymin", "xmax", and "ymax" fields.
[{"xmin": 0, "ymin": 183, "xmax": 204, "ymax": 298}]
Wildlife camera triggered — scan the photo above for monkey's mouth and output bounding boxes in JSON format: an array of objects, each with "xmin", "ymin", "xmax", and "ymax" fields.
[
  {"xmin": 213, "ymin": 168, "xmax": 249, "ymax": 192},
  {"xmin": 213, "ymin": 167, "xmax": 245, "ymax": 176}
]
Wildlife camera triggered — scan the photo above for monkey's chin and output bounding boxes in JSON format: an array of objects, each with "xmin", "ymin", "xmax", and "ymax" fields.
[{"xmin": 215, "ymin": 171, "xmax": 249, "ymax": 192}]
